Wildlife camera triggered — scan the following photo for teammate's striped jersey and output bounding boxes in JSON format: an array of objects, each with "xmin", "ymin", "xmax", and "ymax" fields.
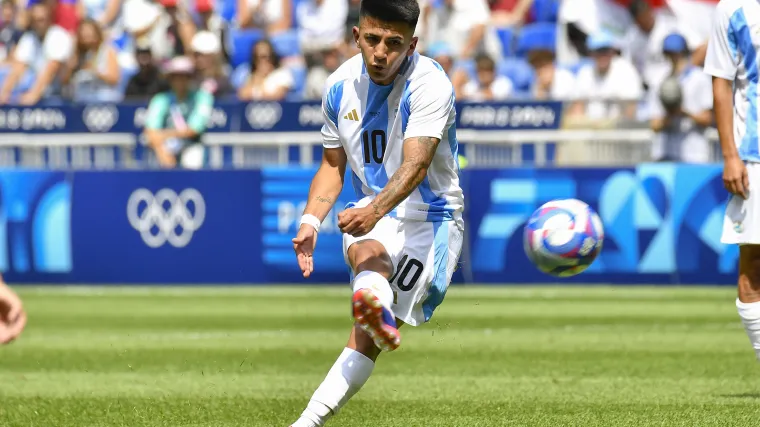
[
  {"xmin": 320, "ymin": 52, "xmax": 463, "ymax": 222},
  {"xmin": 704, "ymin": 0, "xmax": 760, "ymax": 162}
]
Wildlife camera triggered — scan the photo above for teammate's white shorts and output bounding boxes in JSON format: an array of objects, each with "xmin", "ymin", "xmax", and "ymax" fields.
[
  {"xmin": 343, "ymin": 198, "xmax": 464, "ymax": 327},
  {"xmin": 723, "ymin": 162, "xmax": 760, "ymax": 245}
]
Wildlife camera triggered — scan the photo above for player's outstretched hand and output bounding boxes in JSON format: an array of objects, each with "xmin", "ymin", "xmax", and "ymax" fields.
[
  {"xmin": 724, "ymin": 156, "xmax": 750, "ymax": 200},
  {"xmin": 338, "ymin": 206, "xmax": 380, "ymax": 237},
  {"xmin": 293, "ymin": 224, "xmax": 318, "ymax": 278},
  {"xmin": 0, "ymin": 282, "xmax": 26, "ymax": 345}
]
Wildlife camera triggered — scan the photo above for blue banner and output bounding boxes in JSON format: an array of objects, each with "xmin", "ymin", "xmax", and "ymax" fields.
[
  {"xmin": 0, "ymin": 165, "xmax": 737, "ymax": 285},
  {"xmin": 0, "ymin": 101, "xmax": 564, "ymax": 134}
]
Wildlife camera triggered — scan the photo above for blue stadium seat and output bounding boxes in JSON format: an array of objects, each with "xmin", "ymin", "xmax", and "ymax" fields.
[
  {"xmin": 220, "ymin": 0, "xmax": 237, "ymax": 23},
  {"xmin": 498, "ymin": 58, "xmax": 535, "ymax": 92},
  {"xmin": 496, "ymin": 28, "xmax": 515, "ymax": 57},
  {"xmin": 531, "ymin": 0, "xmax": 559, "ymax": 23},
  {"xmin": 271, "ymin": 30, "xmax": 301, "ymax": 58},
  {"xmin": 516, "ymin": 23, "xmax": 557, "ymax": 57},
  {"xmin": 455, "ymin": 59, "xmax": 477, "ymax": 81},
  {"xmin": 288, "ymin": 65, "xmax": 307, "ymax": 99},
  {"xmin": 230, "ymin": 29, "xmax": 265, "ymax": 68},
  {"xmin": 231, "ymin": 64, "xmax": 250, "ymax": 89}
]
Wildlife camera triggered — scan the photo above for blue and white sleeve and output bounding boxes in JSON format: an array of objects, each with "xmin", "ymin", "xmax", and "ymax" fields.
[
  {"xmin": 704, "ymin": 3, "xmax": 739, "ymax": 81},
  {"xmin": 321, "ymin": 81, "xmax": 343, "ymax": 149}
]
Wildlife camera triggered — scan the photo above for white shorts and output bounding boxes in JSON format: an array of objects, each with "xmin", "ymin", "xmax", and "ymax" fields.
[
  {"xmin": 342, "ymin": 199, "xmax": 464, "ymax": 327},
  {"xmin": 723, "ymin": 162, "xmax": 760, "ymax": 245}
]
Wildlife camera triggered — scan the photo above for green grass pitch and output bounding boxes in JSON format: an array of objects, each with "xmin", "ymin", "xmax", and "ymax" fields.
[{"xmin": 2, "ymin": 285, "xmax": 760, "ymax": 426}]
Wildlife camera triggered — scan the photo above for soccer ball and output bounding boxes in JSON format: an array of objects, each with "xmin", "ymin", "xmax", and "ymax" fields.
[{"xmin": 523, "ymin": 199, "xmax": 604, "ymax": 277}]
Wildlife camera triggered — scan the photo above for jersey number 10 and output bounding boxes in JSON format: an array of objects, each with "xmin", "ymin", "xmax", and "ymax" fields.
[{"xmin": 362, "ymin": 130, "xmax": 386, "ymax": 164}]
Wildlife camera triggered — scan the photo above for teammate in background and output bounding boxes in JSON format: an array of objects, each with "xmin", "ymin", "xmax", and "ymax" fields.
[
  {"xmin": 0, "ymin": 280, "xmax": 26, "ymax": 344},
  {"xmin": 290, "ymin": 0, "xmax": 464, "ymax": 425},
  {"xmin": 705, "ymin": 0, "xmax": 760, "ymax": 360}
]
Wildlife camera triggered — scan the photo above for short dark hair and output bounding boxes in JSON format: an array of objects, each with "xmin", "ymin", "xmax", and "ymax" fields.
[
  {"xmin": 475, "ymin": 53, "xmax": 495, "ymax": 71},
  {"xmin": 628, "ymin": 0, "xmax": 650, "ymax": 17},
  {"xmin": 359, "ymin": 0, "xmax": 420, "ymax": 31}
]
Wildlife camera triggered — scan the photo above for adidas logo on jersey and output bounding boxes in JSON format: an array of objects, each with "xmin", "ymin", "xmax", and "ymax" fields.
[{"xmin": 343, "ymin": 109, "xmax": 360, "ymax": 121}]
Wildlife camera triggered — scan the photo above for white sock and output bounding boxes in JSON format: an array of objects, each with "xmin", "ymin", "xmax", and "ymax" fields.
[
  {"xmin": 736, "ymin": 298, "xmax": 760, "ymax": 360},
  {"xmin": 352, "ymin": 270, "xmax": 393, "ymax": 310},
  {"xmin": 295, "ymin": 348, "xmax": 375, "ymax": 426}
]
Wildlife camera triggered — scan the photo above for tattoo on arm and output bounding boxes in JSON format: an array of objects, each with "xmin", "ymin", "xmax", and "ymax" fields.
[
  {"xmin": 315, "ymin": 196, "xmax": 333, "ymax": 204},
  {"xmin": 371, "ymin": 136, "xmax": 440, "ymax": 218}
]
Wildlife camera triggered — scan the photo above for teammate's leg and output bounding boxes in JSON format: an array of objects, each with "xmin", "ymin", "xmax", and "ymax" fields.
[
  {"xmin": 291, "ymin": 240, "xmax": 396, "ymax": 427},
  {"xmin": 736, "ymin": 245, "xmax": 760, "ymax": 360}
]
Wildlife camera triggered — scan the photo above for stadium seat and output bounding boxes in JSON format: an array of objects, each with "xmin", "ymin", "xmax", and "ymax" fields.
[
  {"xmin": 497, "ymin": 58, "xmax": 535, "ymax": 92},
  {"xmin": 455, "ymin": 59, "xmax": 477, "ymax": 81},
  {"xmin": 230, "ymin": 29, "xmax": 265, "ymax": 68},
  {"xmin": 220, "ymin": 0, "xmax": 237, "ymax": 23},
  {"xmin": 531, "ymin": 0, "xmax": 559, "ymax": 23},
  {"xmin": 515, "ymin": 23, "xmax": 557, "ymax": 57},
  {"xmin": 287, "ymin": 65, "xmax": 307, "ymax": 100},
  {"xmin": 496, "ymin": 28, "xmax": 515, "ymax": 58},
  {"xmin": 231, "ymin": 64, "xmax": 250, "ymax": 89},
  {"xmin": 271, "ymin": 30, "xmax": 301, "ymax": 58}
]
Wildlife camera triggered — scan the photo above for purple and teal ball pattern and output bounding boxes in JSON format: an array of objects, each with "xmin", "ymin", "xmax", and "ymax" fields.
[{"xmin": 523, "ymin": 199, "xmax": 604, "ymax": 277}]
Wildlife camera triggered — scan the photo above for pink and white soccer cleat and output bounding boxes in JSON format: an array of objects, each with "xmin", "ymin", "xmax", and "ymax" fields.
[{"xmin": 352, "ymin": 288, "xmax": 401, "ymax": 352}]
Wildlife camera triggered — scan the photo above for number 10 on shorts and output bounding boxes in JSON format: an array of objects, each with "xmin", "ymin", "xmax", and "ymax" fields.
[{"xmin": 390, "ymin": 255, "xmax": 424, "ymax": 292}]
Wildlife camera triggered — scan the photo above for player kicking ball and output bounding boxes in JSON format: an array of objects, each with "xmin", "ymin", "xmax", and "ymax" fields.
[
  {"xmin": 706, "ymin": 0, "xmax": 760, "ymax": 361},
  {"xmin": 289, "ymin": 0, "xmax": 464, "ymax": 425}
]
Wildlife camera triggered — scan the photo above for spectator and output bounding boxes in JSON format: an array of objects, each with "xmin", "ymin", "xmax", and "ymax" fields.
[
  {"xmin": 297, "ymin": 0, "xmax": 348, "ymax": 54},
  {"xmin": 144, "ymin": 56, "xmax": 214, "ymax": 170},
  {"xmin": 0, "ymin": 2, "xmax": 73, "ymax": 104},
  {"xmin": 304, "ymin": 45, "xmax": 340, "ymax": 100},
  {"xmin": 570, "ymin": 30, "xmax": 642, "ymax": 121},
  {"xmin": 490, "ymin": 0, "xmax": 533, "ymax": 27},
  {"xmin": 194, "ymin": 0, "xmax": 229, "ymax": 64},
  {"xmin": 237, "ymin": 38, "xmax": 293, "ymax": 101},
  {"xmin": 525, "ymin": 46, "xmax": 575, "ymax": 100},
  {"xmin": 460, "ymin": 53, "xmax": 512, "ymax": 102},
  {"xmin": 160, "ymin": 0, "xmax": 196, "ymax": 58},
  {"xmin": 556, "ymin": 0, "xmax": 631, "ymax": 64},
  {"xmin": 0, "ymin": 0, "xmax": 23, "ymax": 63},
  {"xmin": 123, "ymin": 0, "xmax": 193, "ymax": 63},
  {"xmin": 423, "ymin": 0, "xmax": 501, "ymax": 60},
  {"xmin": 77, "ymin": 0, "xmax": 122, "ymax": 30},
  {"xmin": 61, "ymin": 18, "xmax": 121, "ymax": 102},
  {"xmin": 425, "ymin": 41, "xmax": 454, "ymax": 77},
  {"xmin": 124, "ymin": 41, "xmax": 168, "ymax": 100},
  {"xmin": 54, "ymin": 0, "xmax": 79, "ymax": 32},
  {"xmin": 648, "ymin": 33, "xmax": 712, "ymax": 163},
  {"xmin": 623, "ymin": 0, "xmax": 701, "ymax": 90},
  {"xmin": 191, "ymin": 30, "xmax": 234, "ymax": 97},
  {"xmin": 237, "ymin": 0, "xmax": 290, "ymax": 33}
]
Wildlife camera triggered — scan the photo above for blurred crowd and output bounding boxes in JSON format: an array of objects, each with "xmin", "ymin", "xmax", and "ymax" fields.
[{"xmin": 0, "ymin": 0, "xmax": 720, "ymax": 161}]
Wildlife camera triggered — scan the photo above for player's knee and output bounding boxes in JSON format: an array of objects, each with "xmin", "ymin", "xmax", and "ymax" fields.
[
  {"xmin": 739, "ymin": 245, "xmax": 760, "ymax": 302},
  {"xmin": 348, "ymin": 241, "xmax": 393, "ymax": 278}
]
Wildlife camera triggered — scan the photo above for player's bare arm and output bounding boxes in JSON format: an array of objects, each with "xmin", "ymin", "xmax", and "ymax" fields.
[
  {"xmin": 713, "ymin": 76, "xmax": 748, "ymax": 199},
  {"xmin": 293, "ymin": 147, "xmax": 347, "ymax": 278},
  {"xmin": 337, "ymin": 136, "xmax": 440, "ymax": 237}
]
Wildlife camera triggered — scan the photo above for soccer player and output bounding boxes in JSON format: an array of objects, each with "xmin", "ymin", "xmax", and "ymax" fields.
[
  {"xmin": 289, "ymin": 0, "xmax": 464, "ymax": 425},
  {"xmin": 705, "ymin": 0, "xmax": 760, "ymax": 360},
  {"xmin": 0, "ymin": 280, "xmax": 26, "ymax": 344}
]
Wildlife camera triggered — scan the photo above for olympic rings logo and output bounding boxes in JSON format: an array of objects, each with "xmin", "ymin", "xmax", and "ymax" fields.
[{"xmin": 127, "ymin": 188, "xmax": 206, "ymax": 248}]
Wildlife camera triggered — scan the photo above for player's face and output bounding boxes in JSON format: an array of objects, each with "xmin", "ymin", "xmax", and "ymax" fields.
[{"xmin": 354, "ymin": 16, "xmax": 417, "ymax": 86}]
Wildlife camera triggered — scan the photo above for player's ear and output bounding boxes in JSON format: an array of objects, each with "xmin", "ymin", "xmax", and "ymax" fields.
[
  {"xmin": 353, "ymin": 26, "xmax": 360, "ymax": 47},
  {"xmin": 407, "ymin": 36, "xmax": 418, "ymax": 56}
]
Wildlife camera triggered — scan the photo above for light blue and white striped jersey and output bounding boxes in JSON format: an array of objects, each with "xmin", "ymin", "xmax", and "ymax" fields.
[
  {"xmin": 705, "ymin": 0, "xmax": 760, "ymax": 162},
  {"xmin": 321, "ymin": 52, "xmax": 463, "ymax": 222}
]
